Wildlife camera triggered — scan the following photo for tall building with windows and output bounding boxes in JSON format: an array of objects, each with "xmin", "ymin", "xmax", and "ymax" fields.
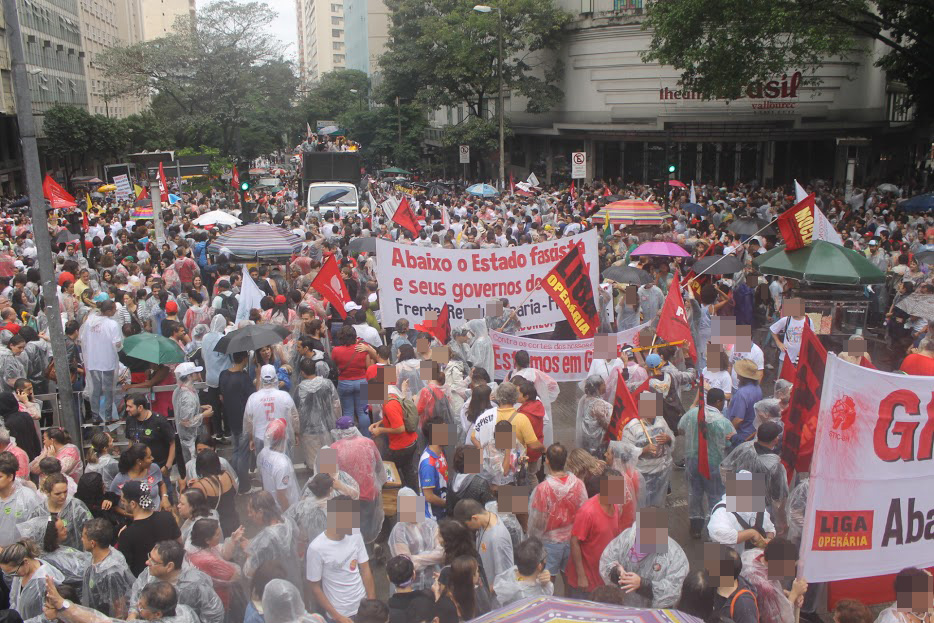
[
  {"xmin": 343, "ymin": 0, "xmax": 388, "ymax": 77},
  {"xmin": 0, "ymin": 6, "xmax": 19, "ymax": 196},
  {"xmin": 80, "ymin": 0, "xmax": 146, "ymax": 118},
  {"xmin": 141, "ymin": 0, "xmax": 194, "ymax": 39},
  {"xmin": 296, "ymin": 0, "xmax": 345, "ymax": 85}
]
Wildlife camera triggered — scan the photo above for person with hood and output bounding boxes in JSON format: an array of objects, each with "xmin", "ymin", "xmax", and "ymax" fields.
[
  {"xmin": 598, "ymin": 506, "xmax": 689, "ymax": 608},
  {"xmin": 15, "ymin": 514, "xmax": 90, "ymax": 589},
  {"xmin": 576, "ymin": 375, "xmax": 613, "ymax": 457},
  {"xmin": 0, "ymin": 451, "xmax": 40, "ymax": 547},
  {"xmin": 128, "ymin": 539, "xmax": 224, "ymax": 623},
  {"xmin": 201, "ymin": 315, "xmax": 232, "ymax": 440},
  {"xmin": 449, "ymin": 325, "xmax": 473, "ymax": 366},
  {"xmin": 243, "ymin": 491, "xmax": 303, "ymax": 589},
  {"xmin": 621, "ymin": 390, "xmax": 673, "ymax": 507},
  {"xmin": 257, "ymin": 418, "xmax": 300, "ymax": 512},
  {"xmin": 467, "ymin": 319, "xmax": 494, "ymax": 382},
  {"xmin": 445, "ymin": 445, "xmax": 495, "ymax": 516},
  {"xmin": 0, "ymin": 393, "xmax": 40, "ymax": 461},
  {"xmin": 388, "ymin": 488, "xmax": 444, "ymax": 591},
  {"xmin": 739, "ymin": 538, "xmax": 808, "ymax": 623},
  {"xmin": 0, "ymin": 537, "xmax": 65, "ymax": 619},
  {"xmin": 296, "ymin": 358, "xmax": 341, "ymax": 472},
  {"xmin": 493, "ymin": 537, "xmax": 554, "ymax": 606},
  {"xmin": 26, "ymin": 473, "xmax": 93, "ymax": 550},
  {"xmin": 262, "ymin": 579, "xmax": 325, "ymax": 623},
  {"xmin": 78, "ymin": 300, "xmax": 123, "ymax": 424},
  {"xmin": 395, "ymin": 344, "xmax": 425, "ymax": 396},
  {"xmin": 80, "ymin": 517, "xmax": 136, "ymax": 619},
  {"xmin": 285, "ymin": 472, "xmax": 332, "ymax": 555},
  {"xmin": 172, "ymin": 361, "xmax": 211, "ymax": 464},
  {"xmin": 330, "ymin": 416, "xmax": 386, "ymax": 544}
]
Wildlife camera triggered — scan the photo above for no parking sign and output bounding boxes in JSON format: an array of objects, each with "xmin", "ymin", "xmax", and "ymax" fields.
[{"xmin": 571, "ymin": 152, "xmax": 586, "ymax": 179}]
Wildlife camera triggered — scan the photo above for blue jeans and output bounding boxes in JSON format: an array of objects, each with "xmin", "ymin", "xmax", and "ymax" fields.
[
  {"xmin": 686, "ymin": 456, "xmax": 725, "ymax": 521},
  {"xmin": 543, "ymin": 541, "xmax": 570, "ymax": 576},
  {"xmin": 87, "ymin": 370, "xmax": 116, "ymax": 422},
  {"xmin": 337, "ymin": 379, "xmax": 371, "ymax": 436}
]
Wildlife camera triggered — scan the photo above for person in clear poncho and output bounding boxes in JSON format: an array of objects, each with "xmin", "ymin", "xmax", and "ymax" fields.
[
  {"xmin": 303, "ymin": 446, "xmax": 360, "ymax": 501},
  {"xmin": 443, "ymin": 354, "xmax": 472, "ymax": 421},
  {"xmin": 576, "ymin": 375, "xmax": 613, "ymax": 457},
  {"xmin": 80, "ymin": 517, "xmax": 136, "ymax": 619},
  {"xmin": 388, "ymin": 488, "xmax": 443, "ymax": 592},
  {"xmin": 173, "ymin": 362, "xmax": 209, "ymax": 464},
  {"xmin": 295, "ymin": 359, "xmax": 341, "ymax": 470},
  {"xmin": 753, "ymin": 397, "xmax": 783, "ymax": 431},
  {"xmin": 449, "ymin": 325, "xmax": 473, "ymax": 366},
  {"xmin": 27, "ymin": 473, "xmax": 93, "ymax": 551},
  {"xmin": 285, "ymin": 472, "xmax": 331, "ymax": 553},
  {"xmin": 261, "ymin": 579, "xmax": 326, "ymax": 623},
  {"xmin": 598, "ymin": 507, "xmax": 689, "ymax": 608},
  {"xmin": 621, "ymin": 393, "xmax": 674, "ymax": 508},
  {"xmin": 16, "ymin": 515, "xmax": 90, "ymax": 588},
  {"xmin": 468, "ymin": 319, "xmax": 494, "ymax": 380},
  {"xmin": 719, "ymin": 421, "xmax": 789, "ymax": 535},
  {"xmin": 786, "ymin": 477, "xmax": 808, "ymax": 545},
  {"xmin": 243, "ymin": 491, "xmax": 303, "ymax": 589},
  {"xmin": 486, "ymin": 499, "xmax": 525, "ymax": 552},
  {"xmin": 739, "ymin": 539, "xmax": 808, "ymax": 623},
  {"xmin": 510, "ymin": 352, "xmax": 560, "ymax": 447},
  {"xmin": 395, "ymin": 344, "xmax": 426, "ymax": 396},
  {"xmin": 605, "ymin": 440, "xmax": 647, "ymax": 517},
  {"xmin": 202, "ymin": 315, "xmax": 232, "ymax": 404},
  {"xmin": 330, "ymin": 417, "xmax": 386, "ymax": 544},
  {"xmin": 0, "ymin": 537, "xmax": 65, "ymax": 621}
]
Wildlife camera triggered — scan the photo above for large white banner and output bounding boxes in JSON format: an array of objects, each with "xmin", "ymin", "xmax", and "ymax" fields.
[
  {"xmin": 375, "ymin": 230, "xmax": 600, "ymax": 336},
  {"xmin": 114, "ymin": 174, "xmax": 133, "ymax": 200},
  {"xmin": 490, "ymin": 321, "xmax": 650, "ymax": 381},
  {"xmin": 800, "ymin": 354, "xmax": 934, "ymax": 582}
]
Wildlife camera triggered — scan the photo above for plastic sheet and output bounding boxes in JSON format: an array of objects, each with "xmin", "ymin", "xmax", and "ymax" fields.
[
  {"xmin": 262, "ymin": 579, "xmax": 325, "ymax": 623},
  {"xmin": 621, "ymin": 417, "xmax": 673, "ymax": 507},
  {"xmin": 296, "ymin": 375, "xmax": 341, "ymax": 438},
  {"xmin": 130, "ymin": 562, "xmax": 225, "ymax": 623},
  {"xmin": 243, "ymin": 517, "xmax": 303, "ymax": 589},
  {"xmin": 387, "ymin": 518, "xmax": 443, "ymax": 591},
  {"xmin": 25, "ymin": 496, "xmax": 93, "ymax": 550},
  {"xmin": 597, "ymin": 525, "xmax": 689, "ymax": 608},
  {"xmin": 575, "ymin": 385, "xmax": 613, "ymax": 457},
  {"xmin": 330, "ymin": 427, "xmax": 386, "ymax": 541},
  {"xmin": 527, "ymin": 473, "xmax": 588, "ymax": 543},
  {"xmin": 468, "ymin": 319, "xmax": 494, "ymax": 378},
  {"xmin": 740, "ymin": 548, "xmax": 795, "ymax": 623},
  {"xmin": 81, "ymin": 547, "xmax": 136, "ymax": 619},
  {"xmin": 493, "ymin": 565, "xmax": 554, "ymax": 606}
]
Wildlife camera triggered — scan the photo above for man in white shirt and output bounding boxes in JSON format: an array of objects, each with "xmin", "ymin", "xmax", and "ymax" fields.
[
  {"xmin": 769, "ymin": 298, "xmax": 813, "ymax": 365},
  {"xmin": 243, "ymin": 365, "xmax": 300, "ymax": 455},
  {"xmin": 306, "ymin": 496, "xmax": 377, "ymax": 622},
  {"xmin": 350, "ymin": 307, "xmax": 382, "ymax": 348},
  {"xmin": 257, "ymin": 418, "xmax": 299, "ymax": 511},
  {"xmin": 727, "ymin": 330, "xmax": 764, "ymax": 392},
  {"xmin": 79, "ymin": 301, "xmax": 123, "ymax": 424}
]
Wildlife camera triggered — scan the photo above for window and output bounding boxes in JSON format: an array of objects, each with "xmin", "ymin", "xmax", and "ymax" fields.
[
  {"xmin": 333, "ymin": 54, "xmax": 345, "ymax": 64},
  {"xmin": 331, "ymin": 3, "xmax": 341, "ymax": 11},
  {"xmin": 332, "ymin": 41, "xmax": 343, "ymax": 50},
  {"xmin": 331, "ymin": 28, "xmax": 343, "ymax": 38},
  {"xmin": 331, "ymin": 16, "xmax": 342, "ymax": 25}
]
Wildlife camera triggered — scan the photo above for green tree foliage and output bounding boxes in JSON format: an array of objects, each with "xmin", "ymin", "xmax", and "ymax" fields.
[
  {"xmin": 300, "ymin": 70, "xmax": 370, "ymax": 131},
  {"xmin": 43, "ymin": 104, "xmax": 128, "ymax": 180},
  {"xmin": 339, "ymin": 103, "xmax": 428, "ymax": 169},
  {"xmin": 378, "ymin": 0, "xmax": 571, "ymax": 116},
  {"xmin": 643, "ymin": 0, "xmax": 934, "ymax": 116},
  {"xmin": 98, "ymin": 0, "xmax": 297, "ymax": 156}
]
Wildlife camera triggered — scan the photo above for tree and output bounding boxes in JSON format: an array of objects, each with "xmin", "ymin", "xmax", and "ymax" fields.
[
  {"xmin": 643, "ymin": 0, "xmax": 934, "ymax": 117},
  {"xmin": 378, "ymin": 0, "xmax": 571, "ymax": 118},
  {"xmin": 300, "ymin": 69, "xmax": 370, "ymax": 133},
  {"xmin": 43, "ymin": 105, "xmax": 127, "ymax": 181},
  {"xmin": 339, "ymin": 103, "xmax": 428, "ymax": 169}
]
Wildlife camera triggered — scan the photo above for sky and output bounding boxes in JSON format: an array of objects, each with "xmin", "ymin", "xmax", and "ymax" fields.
[{"xmin": 196, "ymin": 0, "xmax": 298, "ymax": 59}]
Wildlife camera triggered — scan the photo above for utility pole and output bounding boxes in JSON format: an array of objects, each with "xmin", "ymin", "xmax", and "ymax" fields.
[
  {"xmin": 497, "ymin": 8, "xmax": 504, "ymax": 193},
  {"xmin": 151, "ymin": 177, "xmax": 165, "ymax": 246},
  {"xmin": 3, "ymin": 0, "xmax": 79, "ymax": 441}
]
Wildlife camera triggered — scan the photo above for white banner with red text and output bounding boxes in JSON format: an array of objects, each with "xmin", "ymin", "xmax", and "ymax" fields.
[
  {"xmin": 800, "ymin": 354, "xmax": 934, "ymax": 582},
  {"xmin": 489, "ymin": 321, "xmax": 650, "ymax": 382},
  {"xmin": 375, "ymin": 230, "xmax": 601, "ymax": 336}
]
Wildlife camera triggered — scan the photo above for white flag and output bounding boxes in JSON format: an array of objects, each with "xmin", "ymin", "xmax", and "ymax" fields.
[
  {"xmin": 794, "ymin": 179, "xmax": 808, "ymax": 203},
  {"xmin": 236, "ymin": 264, "xmax": 264, "ymax": 323},
  {"xmin": 527, "ymin": 172, "xmax": 540, "ymax": 188},
  {"xmin": 441, "ymin": 205, "xmax": 450, "ymax": 229},
  {"xmin": 690, "ymin": 181, "xmax": 696, "ymax": 204},
  {"xmin": 813, "ymin": 205, "xmax": 844, "ymax": 246},
  {"xmin": 381, "ymin": 196, "xmax": 400, "ymax": 222},
  {"xmin": 367, "ymin": 189, "xmax": 379, "ymax": 217}
]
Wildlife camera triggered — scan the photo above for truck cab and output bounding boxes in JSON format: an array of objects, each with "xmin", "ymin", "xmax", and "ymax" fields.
[
  {"xmin": 302, "ymin": 152, "xmax": 363, "ymax": 219},
  {"xmin": 306, "ymin": 182, "xmax": 360, "ymax": 218}
]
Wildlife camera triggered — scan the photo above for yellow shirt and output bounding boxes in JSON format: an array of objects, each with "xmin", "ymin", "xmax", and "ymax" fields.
[{"xmin": 495, "ymin": 406, "xmax": 538, "ymax": 448}]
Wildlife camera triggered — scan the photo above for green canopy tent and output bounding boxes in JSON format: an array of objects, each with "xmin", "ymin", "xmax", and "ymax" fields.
[
  {"xmin": 379, "ymin": 166, "xmax": 412, "ymax": 175},
  {"xmin": 753, "ymin": 241, "xmax": 886, "ymax": 285}
]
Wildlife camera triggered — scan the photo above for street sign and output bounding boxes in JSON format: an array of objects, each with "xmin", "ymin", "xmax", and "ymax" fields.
[
  {"xmin": 571, "ymin": 152, "xmax": 586, "ymax": 179},
  {"xmin": 459, "ymin": 145, "xmax": 470, "ymax": 164}
]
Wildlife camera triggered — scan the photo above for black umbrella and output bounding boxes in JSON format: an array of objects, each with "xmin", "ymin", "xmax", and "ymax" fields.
[
  {"xmin": 916, "ymin": 250, "xmax": 934, "ymax": 265},
  {"xmin": 214, "ymin": 324, "xmax": 290, "ymax": 354},
  {"xmin": 10, "ymin": 197, "xmax": 29, "ymax": 208},
  {"xmin": 315, "ymin": 189, "xmax": 350, "ymax": 206},
  {"xmin": 729, "ymin": 217, "xmax": 774, "ymax": 236},
  {"xmin": 682, "ymin": 202, "xmax": 706, "ymax": 217},
  {"xmin": 692, "ymin": 254, "xmax": 744, "ymax": 276},
  {"xmin": 349, "ymin": 236, "xmax": 378, "ymax": 254},
  {"xmin": 602, "ymin": 265, "xmax": 653, "ymax": 285}
]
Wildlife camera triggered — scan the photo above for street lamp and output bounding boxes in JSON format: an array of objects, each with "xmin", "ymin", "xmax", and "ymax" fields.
[{"xmin": 473, "ymin": 4, "xmax": 504, "ymax": 192}]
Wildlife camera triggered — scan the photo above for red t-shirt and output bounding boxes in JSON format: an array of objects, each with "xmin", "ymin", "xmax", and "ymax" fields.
[
  {"xmin": 518, "ymin": 400, "xmax": 545, "ymax": 461},
  {"xmin": 566, "ymin": 494, "xmax": 633, "ymax": 590},
  {"xmin": 383, "ymin": 396, "xmax": 417, "ymax": 451},
  {"xmin": 332, "ymin": 344, "xmax": 369, "ymax": 380},
  {"xmin": 900, "ymin": 353, "xmax": 934, "ymax": 376}
]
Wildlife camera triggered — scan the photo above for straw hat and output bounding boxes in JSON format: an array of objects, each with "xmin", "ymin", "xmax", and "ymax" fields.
[{"xmin": 734, "ymin": 359, "xmax": 762, "ymax": 381}]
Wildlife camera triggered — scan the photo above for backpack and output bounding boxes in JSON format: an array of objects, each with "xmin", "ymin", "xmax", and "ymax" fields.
[
  {"xmin": 388, "ymin": 394, "xmax": 419, "ymax": 433},
  {"xmin": 218, "ymin": 291, "xmax": 239, "ymax": 321},
  {"xmin": 711, "ymin": 502, "xmax": 766, "ymax": 551},
  {"xmin": 726, "ymin": 587, "xmax": 758, "ymax": 619}
]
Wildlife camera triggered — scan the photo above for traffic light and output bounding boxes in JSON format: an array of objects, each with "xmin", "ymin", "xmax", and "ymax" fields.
[
  {"xmin": 236, "ymin": 161, "xmax": 251, "ymax": 192},
  {"xmin": 668, "ymin": 164, "xmax": 676, "ymax": 174}
]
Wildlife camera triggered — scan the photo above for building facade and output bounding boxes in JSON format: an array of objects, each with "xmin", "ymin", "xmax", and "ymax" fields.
[
  {"xmin": 343, "ymin": 0, "xmax": 388, "ymax": 77},
  {"xmin": 141, "ymin": 0, "xmax": 194, "ymax": 40},
  {"xmin": 0, "ymin": 6, "xmax": 19, "ymax": 197},
  {"xmin": 80, "ymin": 0, "xmax": 147, "ymax": 117},
  {"xmin": 296, "ymin": 0, "xmax": 345, "ymax": 85}
]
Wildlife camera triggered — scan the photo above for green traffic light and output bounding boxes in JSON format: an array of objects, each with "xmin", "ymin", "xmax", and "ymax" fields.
[
  {"xmin": 668, "ymin": 164, "xmax": 676, "ymax": 173},
  {"xmin": 240, "ymin": 181, "xmax": 250, "ymax": 191}
]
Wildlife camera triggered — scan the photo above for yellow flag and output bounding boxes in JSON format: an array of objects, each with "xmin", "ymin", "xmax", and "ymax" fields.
[{"xmin": 85, "ymin": 193, "xmax": 92, "ymax": 213}]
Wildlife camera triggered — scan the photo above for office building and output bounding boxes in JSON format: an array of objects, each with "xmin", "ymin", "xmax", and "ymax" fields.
[
  {"xmin": 343, "ymin": 0, "xmax": 388, "ymax": 77},
  {"xmin": 141, "ymin": 0, "xmax": 195, "ymax": 39},
  {"xmin": 80, "ymin": 0, "xmax": 147, "ymax": 118},
  {"xmin": 296, "ymin": 0, "xmax": 345, "ymax": 85}
]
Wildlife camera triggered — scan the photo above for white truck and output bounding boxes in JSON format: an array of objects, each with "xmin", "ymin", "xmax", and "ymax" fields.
[{"xmin": 302, "ymin": 152, "xmax": 363, "ymax": 218}]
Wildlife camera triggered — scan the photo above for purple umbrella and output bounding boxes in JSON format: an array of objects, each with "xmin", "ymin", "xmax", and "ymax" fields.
[{"xmin": 631, "ymin": 241, "xmax": 690, "ymax": 257}]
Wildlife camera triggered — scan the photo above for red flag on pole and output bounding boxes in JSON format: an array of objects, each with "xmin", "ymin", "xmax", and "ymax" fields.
[
  {"xmin": 604, "ymin": 370, "xmax": 647, "ymax": 443},
  {"xmin": 655, "ymin": 271, "xmax": 697, "ymax": 361},
  {"xmin": 311, "ymin": 255, "xmax": 351, "ymax": 318},
  {"xmin": 569, "ymin": 180, "xmax": 576, "ymax": 200},
  {"xmin": 415, "ymin": 303, "xmax": 451, "ymax": 345},
  {"xmin": 776, "ymin": 193, "xmax": 816, "ymax": 251},
  {"xmin": 158, "ymin": 162, "xmax": 170, "ymax": 203},
  {"xmin": 232, "ymin": 167, "xmax": 240, "ymax": 190},
  {"xmin": 509, "ymin": 172, "xmax": 515, "ymax": 196},
  {"xmin": 780, "ymin": 322, "xmax": 827, "ymax": 481},
  {"xmin": 391, "ymin": 197, "xmax": 421, "ymax": 236},
  {"xmin": 697, "ymin": 371, "xmax": 710, "ymax": 478},
  {"xmin": 541, "ymin": 242, "xmax": 599, "ymax": 338},
  {"xmin": 42, "ymin": 175, "xmax": 77, "ymax": 210},
  {"xmin": 603, "ymin": 186, "xmax": 611, "ymax": 197},
  {"xmin": 778, "ymin": 354, "xmax": 797, "ymax": 383}
]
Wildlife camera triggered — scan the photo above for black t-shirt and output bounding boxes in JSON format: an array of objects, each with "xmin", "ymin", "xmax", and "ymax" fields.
[
  {"xmin": 117, "ymin": 511, "xmax": 182, "ymax": 576},
  {"xmin": 125, "ymin": 413, "xmax": 176, "ymax": 467},
  {"xmin": 388, "ymin": 590, "xmax": 436, "ymax": 623},
  {"xmin": 712, "ymin": 581, "xmax": 759, "ymax": 623},
  {"xmin": 217, "ymin": 369, "xmax": 255, "ymax": 435}
]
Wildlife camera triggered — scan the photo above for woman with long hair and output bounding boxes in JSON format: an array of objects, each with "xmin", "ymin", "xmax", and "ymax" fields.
[
  {"xmin": 243, "ymin": 491, "xmax": 302, "ymax": 588},
  {"xmin": 438, "ymin": 519, "xmax": 479, "ymax": 566},
  {"xmin": 30, "ymin": 427, "xmax": 82, "ymax": 481},
  {"xmin": 177, "ymin": 487, "xmax": 218, "ymax": 546},
  {"xmin": 434, "ymin": 555, "xmax": 492, "ymax": 622},
  {"xmin": 16, "ymin": 515, "xmax": 90, "ymax": 587},
  {"xmin": 109, "ymin": 443, "xmax": 168, "ymax": 512},
  {"xmin": 188, "ymin": 517, "xmax": 247, "ymax": 615},
  {"xmin": 27, "ymin": 473, "xmax": 92, "ymax": 550},
  {"xmin": 0, "ymin": 538, "xmax": 65, "ymax": 619},
  {"xmin": 331, "ymin": 325, "xmax": 373, "ymax": 432},
  {"xmin": 84, "ymin": 431, "xmax": 119, "ymax": 490},
  {"xmin": 187, "ymin": 449, "xmax": 240, "ymax": 536}
]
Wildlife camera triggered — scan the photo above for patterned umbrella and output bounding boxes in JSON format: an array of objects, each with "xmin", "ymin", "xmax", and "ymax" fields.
[
  {"xmin": 469, "ymin": 596, "xmax": 702, "ymax": 623},
  {"xmin": 207, "ymin": 223, "xmax": 303, "ymax": 258},
  {"xmin": 466, "ymin": 183, "xmax": 500, "ymax": 197},
  {"xmin": 592, "ymin": 200, "xmax": 669, "ymax": 225}
]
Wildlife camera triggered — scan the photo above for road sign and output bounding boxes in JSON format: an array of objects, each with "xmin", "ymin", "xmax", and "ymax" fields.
[
  {"xmin": 571, "ymin": 152, "xmax": 586, "ymax": 179},
  {"xmin": 459, "ymin": 145, "xmax": 470, "ymax": 164}
]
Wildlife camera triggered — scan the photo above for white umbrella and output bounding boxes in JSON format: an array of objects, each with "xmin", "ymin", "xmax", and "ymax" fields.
[
  {"xmin": 193, "ymin": 210, "xmax": 242, "ymax": 226},
  {"xmin": 877, "ymin": 183, "xmax": 899, "ymax": 194}
]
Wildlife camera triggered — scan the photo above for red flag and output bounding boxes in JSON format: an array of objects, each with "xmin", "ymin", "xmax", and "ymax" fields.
[
  {"xmin": 509, "ymin": 172, "xmax": 515, "ymax": 195},
  {"xmin": 680, "ymin": 240, "xmax": 714, "ymax": 300},
  {"xmin": 391, "ymin": 197, "xmax": 421, "ymax": 236},
  {"xmin": 655, "ymin": 271, "xmax": 697, "ymax": 361},
  {"xmin": 603, "ymin": 186, "xmax": 611, "ymax": 197},
  {"xmin": 415, "ymin": 303, "xmax": 451, "ymax": 345},
  {"xmin": 541, "ymin": 242, "xmax": 599, "ymax": 338},
  {"xmin": 604, "ymin": 370, "xmax": 647, "ymax": 443},
  {"xmin": 697, "ymin": 371, "xmax": 710, "ymax": 478},
  {"xmin": 778, "ymin": 354, "xmax": 797, "ymax": 383},
  {"xmin": 158, "ymin": 162, "xmax": 170, "ymax": 203},
  {"xmin": 136, "ymin": 186, "xmax": 149, "ymax": 200},
  {"xmin": 776, "ymin": 193, "xmax": 816, "ymax": 251},
  {"xmin": 232, "ymin": 167, "xmax": 240, "ymax": 190},
  {"xmin": 569, "ymin": 180, "xmax": 576, "ymax": 200},
  {"xmin": 780, "ymin": 322, "xmax": 826, "ymax": 481},
  {"xmin": 311, "ymin": 255, "xmax": 351, "ymax": 318},
  {"xmin": 42, "ymin": 175, "xmax": 77, "ymax": 210},
  {"xmin": 859, "ymin": 355, "xmax": 876, "ymax": 369}
]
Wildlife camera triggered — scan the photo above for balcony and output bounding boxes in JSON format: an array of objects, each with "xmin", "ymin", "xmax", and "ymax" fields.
[{"xmin": 580, "ymin": 0, "xmax": 645, "ymax": 16}]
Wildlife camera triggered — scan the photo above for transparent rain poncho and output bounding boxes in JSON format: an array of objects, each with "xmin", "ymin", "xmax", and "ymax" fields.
[
  {"xmin": 202, "ymin": 315, "xmax": 232, "ymax": 388},
  {"xmin": 512, "ymin": 367, "xmax": 560, "ymax": 446},
  {"xmin": 606, "ymin": 440, "xmax": 647, "ymax": 514},
  {"xmin": 262, "ymin": 579, "xmax": 324, "ymax": 623},
  {"xmin": 575, "ymin": 376, "xmax": 613, "ymax": 457},
  {"xmin": 753, "ymin": 398, "xmax": 783, "ymax": 431},
  {"xmin": 493, "ymin": 565, "xmax": 554, "ymax": 606},
  {"xmin": 296, "ymin": 369, "xmax": 342, "ymax": 438},
  {"xmin": 244, "ymin": 517, "xmax": 304, "ymax": 589},
  {"xmin": 303, "ymin": 450, "xmax": 360, "ymax": 501},
  {"xmin": 85, "ymin": 453, "xmax": 120, "ymax": 491},
  {"xmin": 598, "ymin": 524, "xmax": 689, "ymax": 608},
  {"xmin": 621, "ymin": 416, "xmax": 673, "ymax": 507},
  {"xmin": 26, "ymin": 496, "xmax": 93, "ymax": 550},
  {"xmin": 417, "ymin": 383, "xmax": 459, "ymax": 443},
  {"xmin": 174, "ymin": 376, "xmax": 204, "ymax": 464},
  {"xmin": 9, "ymin": 560, "xmax": 64, "ymax": 621},
  {"xmin": 786, "ymin": 477, "xmax": 809, "ymax": 545},
  {"xmin": 468, "ymin": 319, "xmax": 494, "ymax": 378},
  {"xmin": 443, "ymin": 357, "xmax": 472, "ymax": 420},
  {"xmin": 528, "ymin": 472, "xmax": 588, "ymax": 544},
  {"xmin": 396, "ymin": 358, "xmax": 426, "ymax": 396},
  {"xmin": 331, "ymin": 426, "xmax": 386, "ymax": 542},
  {"xmin": 0, "ymin": 478, "xmax": 42, "ymax": 547},
  {"xmin": 485, "ymin": 500, "xmax": 524, "ymax": 551},
  {"xmin": 130, "ymin": 561, "xmax": 225, "ymax": 623},
  {"xmin": 184, "ymin": 455, "xmax": 239, "ymax": 491},
  {"xmin": 873, "ymin": 607, "xmax": 928, "ymax": 623},
  {"xmin": 388, "ymin": 503, "xmax": 443, "ymax": 591},
  {"xmin": 719, "ymin": 440, "xmax": 789, "ymax": 530},
  {"xmin": 739, "ymin": 548, "xmax": 796, "ymax": 623},
  {"xmin": 42, "ymin": 546, "xmax": 91, "ymax": 587},
  {"xmin": 81, "ymin": 546, "xmax": 136, "ymax": 619},
  {"xmin": 449, "ymin": 325, "xmax": 473, "ymax": 366},
  {"xmin": 181, "ymin": 509, "xmax": 221, "ymax": 549},
  {"xmin": 284, "ymin": 493, "xmax": 329, "ymax": 548}
]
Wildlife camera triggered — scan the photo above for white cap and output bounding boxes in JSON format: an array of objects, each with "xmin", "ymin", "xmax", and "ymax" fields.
[
  {"xmin": 344, "ymin": 301, "xmax": 362, "ymax": 313},
  {"xmin": 174, "ymin": 362, "xmax": 203, "ymax": 378},
  {"xmin": 260, "ymin": 364, "xmax": 277, "ymax": 382}
]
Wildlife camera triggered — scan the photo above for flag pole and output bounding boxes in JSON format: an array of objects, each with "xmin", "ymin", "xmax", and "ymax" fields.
[{"xmin": 683, "ymin": 216, "xmax": 779, "ymax": 286}]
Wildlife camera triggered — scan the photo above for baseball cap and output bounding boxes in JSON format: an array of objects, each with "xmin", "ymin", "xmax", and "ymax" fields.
[
  {"xmin": 344, "ymin": 301, "xmax": 362, "ymax": 313},
  {"xmin": 174, "ymin": 362, "xmax": 203, "ymax": 378},
  {"xmin": 645, "ymin": 353, "xmax": 662, "ymax": 368},
  {"xmin": 260, "ymin": 364, "xmax": 277, "ymax": 382},
  {"xmin": 165, "ymin": 301, "xmax": 178, "ymax": 313},
  {"xmin": 868, "ymin": 239, "xmax": 878, "ymax": 246},
  {"xmin": 336, "ymin": 416, "xmax": 354, "ymax": 430},
  {"xmin": 58, "ymin": 271, "xmax": 75, "ymax": 286}
]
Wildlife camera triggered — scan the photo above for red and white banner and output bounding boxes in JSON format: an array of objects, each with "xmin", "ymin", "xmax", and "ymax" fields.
[
  {"xmin": 375, "ymin": 230, "xmax": 601, "ymax": 335},
  {"xmin": 489, "ymin": 321, "xmax": 649, "ymax": 381},
  {"xmin": 800, "ymin": 354, "xmax": 934, "ymax": 583},
  {"xmin": 777, "ymin": 193, "xmax": 843, "ymax": 251}
]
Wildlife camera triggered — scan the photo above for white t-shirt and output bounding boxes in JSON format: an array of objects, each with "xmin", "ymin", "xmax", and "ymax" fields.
[
  {"xmin": 703, "ymin": 368, "xmax": 733, "ymax": 397},
  {"xmin": 728, "ymin": 343, "xmax": 765, "ymax": 390},
  {"xmin": 306, "ymin": 532, "xmax": 369, "ymax": 617},
  {"xmin": 246, "ymin": 388, "xmax": 297, "ymax": 442},
  {"xmin": 257, "ymin": 447, "xmax": 299, "ymax": 509},
  {"xmin": 470, "ymin": 407, "xmax": 497, "ymax": 446},
  {"xmin": 353, "ymin": 323, "xmax": 382, "ymax": 348},
  {"xmin": 769, "ymin": 316, "xmax": 813, "ymax": 364},
  {"xmin": 80, "ymin": 315, "xmax": 123, "ymax": 371}
]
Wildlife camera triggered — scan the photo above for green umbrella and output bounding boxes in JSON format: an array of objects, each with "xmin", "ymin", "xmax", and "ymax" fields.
[
  {"xmin": 753, "ymin": 240, "xmax": 885, "ymax": 285},
  {"xmin": 122, "ymin": 333, "xmax": 186, "ymax": 365},
  {"xmin": 379, "ymin": 166, "xmax": 412, "ymax": 175}
]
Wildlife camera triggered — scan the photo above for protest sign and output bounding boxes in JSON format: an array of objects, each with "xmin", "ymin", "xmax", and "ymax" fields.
[
  {"xmin": 114, "ymin": 174, "xmax": 133, "ymax": 200},
  {"xmin": 375, "ymin": 230, "xmax": 600, "ymax": 336},
  {"xmin": 489, "ymin": 321, "xmax": 649, "ymax": 381},
  {"xmin": 800, "ymin": 354, "xmax": 934, "ymax": 583}
]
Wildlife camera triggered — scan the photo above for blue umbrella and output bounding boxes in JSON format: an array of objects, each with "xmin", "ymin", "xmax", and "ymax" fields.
[
  {"xmin": 10, "ymin": 197, "xmax": 29, "ymax": 208},
  {"xmin": 899, "ymin": 193, "xmax": 934, "ymax": 213},
  {"xmin": 682, "ymin": 202, "xmax": 706, "ymax": 216},
  {"xmin": 315, "ymin": 189, "xmax": 350, "ymax": 206},
  {"xmin": 168, "ymin": 194, "xmax": 181, "ymax": 205},
  {"xmin": 466, "ymin": 183, "xmax": 499, "ymax": 197}
]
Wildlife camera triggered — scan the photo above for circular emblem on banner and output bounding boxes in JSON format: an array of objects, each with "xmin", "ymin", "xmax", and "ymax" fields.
[{"xmin": 831, "ymin": 396, "xmax": 857, "ymax": 431}]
